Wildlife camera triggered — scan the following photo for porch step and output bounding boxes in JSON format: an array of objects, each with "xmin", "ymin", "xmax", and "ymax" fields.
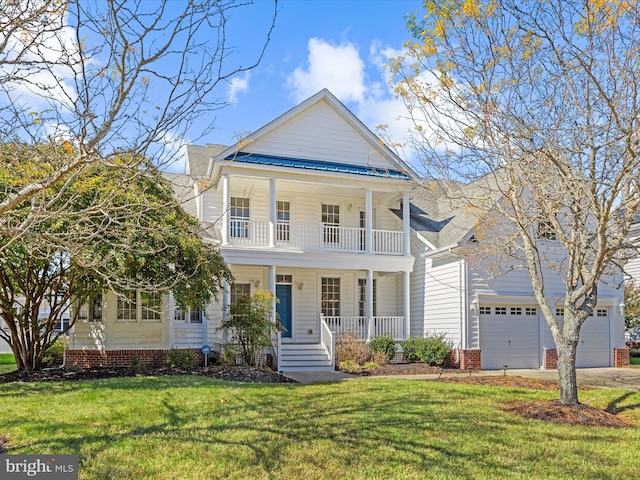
[{"xmin": 279, "ymin": 343, "xmax": 334, "ymax": 372}]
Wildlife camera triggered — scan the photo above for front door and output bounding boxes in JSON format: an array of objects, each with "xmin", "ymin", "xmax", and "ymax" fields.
[{"xmin": 276, "ymin": 284, "xmax": 292, "ymax": 338}]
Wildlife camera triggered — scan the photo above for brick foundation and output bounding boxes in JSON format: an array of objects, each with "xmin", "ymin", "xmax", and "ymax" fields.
[
  {"xmin": 543, "ymin": 348, "xmax": 558, "ymax": 370},
  {"xmin": 614, "ymin": 347, "xmax": 630, "ymax": 367},
  {"xmin": 442, "ymin": 349, "xmax": 459, "ymax": 369},
  {"xmin": 459, "ymin": 349, "xmax": 481, "ymax": 371},
  {"xmin": 65, "ymin": 349, "xmax": 204, "ymax": 370}
]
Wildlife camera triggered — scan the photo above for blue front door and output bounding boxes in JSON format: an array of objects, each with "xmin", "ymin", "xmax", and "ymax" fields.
[{"xmin": 276, "ymin": 284, "xmax": 292, "ymax": 338}]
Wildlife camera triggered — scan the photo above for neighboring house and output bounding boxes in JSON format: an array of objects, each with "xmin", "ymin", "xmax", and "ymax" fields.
[
  {"xmin": 67, "ymin": 89, "xmax": 416, "ymax": 371},
  {"xmin": 64, "ymin": 89, "xmax": 627, "ymax": 371},
  {"xmin": 406, "ymin": 184, "xmax": 627, "ymax": 370},
  {"xmin": 623, "ymin": 218, "xmax": 640, "ymax": 343}
]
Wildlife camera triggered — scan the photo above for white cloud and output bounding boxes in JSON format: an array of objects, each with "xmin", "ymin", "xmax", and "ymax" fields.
[
  {"xmin": 287, "ymin": 38, "xmax": 365, "ymax": 103},
  {"xmin": 228, "ymin": 72, "xmax": 250, "ymax": 104}
]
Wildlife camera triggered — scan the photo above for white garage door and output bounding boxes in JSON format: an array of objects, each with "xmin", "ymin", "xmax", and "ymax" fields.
[
  {"xmin": 479, "ymin": 305, "xmax": 540, "ymax": 370},
  {"xmin": 576, "ymin": 308, "xmax": 611, "ymax": 368}
]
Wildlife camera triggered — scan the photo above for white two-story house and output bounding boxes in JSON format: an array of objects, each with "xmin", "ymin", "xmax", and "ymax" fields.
[{"xmin": 66, "ymin": 89, "xmax": 416, "ymax": 371}]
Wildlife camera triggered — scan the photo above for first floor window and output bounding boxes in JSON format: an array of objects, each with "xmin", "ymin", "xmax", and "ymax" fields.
[
  {"xmin": 175, "ymin": 306, "xmax": 203, "ymax": 324},
  {"xmin": 231, "ymin": 283, "xmax": 251, "ymax": 306},
  {"xmin": 117, "ymin": 291, "xmax": 137, "ymax": 322},
  {"xmin": 321, "ymin": 277, "xmax": 340, "ymax": 317},
  {"xmin": 141, "ymin": 293, "xmax": 162, "ymax": 322},
  {"xmin": 357, "ymin": 278, "xmax": 377, "ymax": 317},
  {"xmin": 78, "ymin": 294, "xmax": 103, "ymax": 322}
]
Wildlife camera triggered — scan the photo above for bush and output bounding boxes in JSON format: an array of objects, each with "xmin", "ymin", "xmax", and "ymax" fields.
[
  {"xmin": 402, "ymin": 334, "xmax": 452, "ymax": 366},
  {"xmin": 369, "ymin": 335, "xmax": 397, "ymax": 363},
  {"xmin": 630, "ymin": 348, "xmax": 640, "ymax": 358},
  {"xmin": 218, "ymin": 289, "xmax": 277, "ymax": 367},
  {"xmin": 41, "ymin": 338, "xmax": 67, "ymax": 368},
  {"xmin": 338, "ymin": 359, "xmax": 361, "ymax": 373},
  {"xmin": 166, "ymin": 349, "xmax": 197, "ymax": 370},
  {"xmin": 336, "ymin": 330, "xmax": 370, "ymax": 365}
]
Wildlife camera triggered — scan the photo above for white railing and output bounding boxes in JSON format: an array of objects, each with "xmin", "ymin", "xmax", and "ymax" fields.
[
  {"xmin": 320, "ymin": 317, "xmax": 335, "ymax": 370},
  {"xmin": 227, "ymin": 221, "xmax": 403, "ymax": 255},
  {"xmin": 324, "ymin": 315, "xmax": 404, "ymax": 341}
]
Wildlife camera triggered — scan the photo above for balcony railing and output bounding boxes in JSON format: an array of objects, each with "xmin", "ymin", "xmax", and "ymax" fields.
[
  {"xmin": 227, "ymin": 221, "xmax": 404, "ymax": 255},
  {"xmin": 322, "ymin": 315, "xmax": 404, "ymax": 341}
]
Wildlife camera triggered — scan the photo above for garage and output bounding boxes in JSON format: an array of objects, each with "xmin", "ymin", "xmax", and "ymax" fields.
[
  {"xmin": 552, "ymin": 308, "xmax": 611, "ymax": 368},
  {"xmin": 479, "ymin": 305, "xmax": 541, "ymax": 370}
]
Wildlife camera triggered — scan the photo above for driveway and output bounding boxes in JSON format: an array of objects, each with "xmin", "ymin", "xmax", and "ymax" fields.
[{"xmin": 499, "ymin": 367, "xmax": 640, "ymax": 391}]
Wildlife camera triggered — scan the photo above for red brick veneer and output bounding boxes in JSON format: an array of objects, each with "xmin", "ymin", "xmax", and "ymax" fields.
[
  {"xmin": 614, "ymin": 347, "xmax": 630, "ymax": 367},
  {"xmin": 65, "ymin": 349, "xmax": 204, "ymax": 369},
  {"xmin": 459, "ymin": 349, "xmax": 481, "ymax": 371},
  {"xmin": 542, "ymin": 348, "xmax": 558, "ymax": 370}
]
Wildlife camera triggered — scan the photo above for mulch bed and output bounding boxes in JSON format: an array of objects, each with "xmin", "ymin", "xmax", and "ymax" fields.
[{"xmin": 0, "ymin": 366, "xmax": 295, "ymax": 384}]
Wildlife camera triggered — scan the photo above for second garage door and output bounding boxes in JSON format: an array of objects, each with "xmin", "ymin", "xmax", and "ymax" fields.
[{"xmin": 479, "ymin": 305, "xmax": 541, "ymax": 370}]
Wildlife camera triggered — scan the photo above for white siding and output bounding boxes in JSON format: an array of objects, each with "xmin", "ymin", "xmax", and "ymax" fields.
[
  {"xmin": 424, "ymin": 257, "xmax": 463, "ymax": 347},
  {"xmin": 409, "ymin": 234, "xmax": 426, "ymax": 338},
  {"xmin": 248, "ymin": 100, "xmax": 390, "ymax": 168}
]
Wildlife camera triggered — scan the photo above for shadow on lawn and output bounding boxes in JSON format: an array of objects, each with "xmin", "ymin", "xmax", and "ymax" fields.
[{"xmin": 605, "ymin": 391, "xmax": 640, "ymax": 415}]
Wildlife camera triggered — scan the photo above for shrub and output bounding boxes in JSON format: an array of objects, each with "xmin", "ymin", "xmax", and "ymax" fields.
[
  {"xmin": 166, "ymin": 349, "xmax": 197, "ymax": 370},
  {"xmin": 338, "ymin": 359, "xmax": 361, "ymax": 373},
  {"xmin": 129, "ymin": 356, "xmax": 145, "ymax": 374},
  {"xmin": 41, "ymin": 338, "xmax": 67, "ymax": 368},
  {"xmin": 336, "ymin": 330, "xmax": 370, "ymax": 365},
  {"xmin": 218, "ymin": 289, "xmax": 277, "ymax": 367},
  {"xmin": 369, "ymin": 335, "xmax": 397, "ymax": 363},
  {"xmin": 363, "ymin": 361, "xmax": 381, "ymax": 371},
  {"xmin": 402, "ymin": 334, "xmax": 452, "ymax": 366},
  {"xmin": 630, "ymin": 348, "xmax": 640, "ymax": 358}
]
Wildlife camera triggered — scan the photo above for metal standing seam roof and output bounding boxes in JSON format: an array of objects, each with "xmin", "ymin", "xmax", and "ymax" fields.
[{"xmin": 224, "ymin": 152, "xmax": 411, "ymax": 180}]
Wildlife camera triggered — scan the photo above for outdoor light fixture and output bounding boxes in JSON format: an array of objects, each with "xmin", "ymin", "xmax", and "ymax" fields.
[
  {"xmin": 619, "ymin": 303, "xmax": 626, "ymax": 316},
  {"xmin": 297, "ymin": 281, "xmax": 304, "ymax": 291},
  {"xmin": 254, "ymin": 279, "xmax": 261, "ymax": 288},
  {"xmin": 470, "ymin": 299, "xmax": 479, "ymax": 312}
]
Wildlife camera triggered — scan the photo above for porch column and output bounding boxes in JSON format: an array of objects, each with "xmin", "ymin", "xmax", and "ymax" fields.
[
  {"xmin": 365, "ymin": 189, "xmax": 373, "ymax": 254},
  {"xmin": 402, "ymin": 193, "xmax": 410, "ymax": 256},
  {"xmin": 403, "ymin": 271, "xmax": 411, "ymax": 339},
  {"xmin": 366, "ymin": 269, "xmax": 374, "ymax": 340},
  {"xmin": 222, "ymin": 277, "xmax": 230, "ymax": 343},
  {"xmin": 269, "ymin": 178, "xmax": 276, "ymax": 248},
  {"xmin": 221, "ymin": 174, "xmax": 230, "ymax": 246},
  {"xmin": 269, "ymin": 266, "xmax": 277, "ymax": 322}
]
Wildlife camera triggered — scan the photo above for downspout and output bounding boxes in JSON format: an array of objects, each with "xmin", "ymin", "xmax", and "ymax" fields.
[{"xmin": 460, "ymin": 257, "xmax": 468, "ymax": 351}]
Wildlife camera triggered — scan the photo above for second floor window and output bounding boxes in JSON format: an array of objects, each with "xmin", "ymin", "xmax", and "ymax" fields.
[
  {"xmin": 230, "ymin": 197, "xmax": 250, "ymax": 238},
  {"xmin": 322, "ymin": 204, "xmax": 339, "ymax": 243},
  {"xmin": 277, "ymin": 201, "xmax": 290, "ymax": 242}
]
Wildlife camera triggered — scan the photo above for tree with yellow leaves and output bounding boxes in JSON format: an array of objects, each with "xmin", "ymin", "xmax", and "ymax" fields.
[{"xmin": 390, "ymin": 0, "xmax": 640, "ymax": 405}]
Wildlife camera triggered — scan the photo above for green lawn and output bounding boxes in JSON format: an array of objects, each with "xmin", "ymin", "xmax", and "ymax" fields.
[
  {"xmin": 1, "ymin": 376, "xmax": 639, "ymax": 479},
  {"xmin": 631, "ymin": 356, "xmax": 640, "ymax": 366},
  {"xmin": 0, "ymin": 353, "xmax": 15, "ymax": 373}
]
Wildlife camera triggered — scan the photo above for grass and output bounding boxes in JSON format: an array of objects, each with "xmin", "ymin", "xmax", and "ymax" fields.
[
  {"xmin": 1, "ymin": 376, "xmax": 639, "ymax": 479},
  {"xmin": 0, "ymin": 353, "xmax": 15, "ymax": 373},
  {"xmin": 631, "ymin": 356, "xmax": 640, "ymax": 366}
]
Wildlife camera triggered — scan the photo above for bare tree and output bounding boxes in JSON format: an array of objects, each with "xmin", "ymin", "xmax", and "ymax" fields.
[
  {"xmin": 390, "ymin": 0, "xmax": 640, "ymax": 405},
  {"xmin": 0, "ymin": 0, "xmax": 276, "ymax": 243}
]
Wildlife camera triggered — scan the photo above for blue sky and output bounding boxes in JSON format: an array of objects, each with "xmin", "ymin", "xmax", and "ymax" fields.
[{"xmin": 175, "ymin": 0, "xmax": 424, "ymax": 172}]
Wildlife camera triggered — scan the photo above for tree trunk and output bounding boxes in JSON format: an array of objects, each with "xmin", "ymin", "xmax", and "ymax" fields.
[{"xmin": 557, "ymin": 340, "xmax": 579, "ymax": 405}]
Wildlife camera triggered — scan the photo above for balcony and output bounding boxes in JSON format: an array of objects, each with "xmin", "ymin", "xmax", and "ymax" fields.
[{"xmin": 227, "ymin": 221, "xmax": 404, "ymax": 255}]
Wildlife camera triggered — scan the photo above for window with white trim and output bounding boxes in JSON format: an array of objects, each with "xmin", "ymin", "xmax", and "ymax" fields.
[
  {"xmin": 321, "ymin": 277, "xmax": 340, "ymax": 317},
  {"xmin": 556, "ymin": 308, "xmax": 564, "ymax": 317},
  {"xmin": 479, "ymin": 306, "xmax": 491, "ymax": 315},
  {"xmin": 117, "ymin": 291, "xmax": 137, "ymax": 322},
  {"xmin": 358, "ymin": 278, "xmax": 377, "ymax": 317},
  {"xmin": 597, "ymin": 309, "xmax": 607, "ymax": 317},
  {"xmin": 78, "ymin": 294, "xmax": 103, "ymax": 322},
  {"xmin": 230, "ymin": 197, "xmax": 250, "ymax": 238},
  {"xmin": 231, "ymin": 283, "xmax": 251, "ymax": 306},
  {"xmin": 322, "ymin": 204, "xmax": 340, "ymax": 243},
  {"xmin": 277, "ymin": 201, "xmax": 290, "ymax": 242},
  {"xmin": 141, "ymin": 293, "xmax": 162, "ymax": 322},
  {"xmin": 525, "ymin": 307, "xmax": 537, "ymax": 316},
  {"xmin": 495, "ymin": 307, "xmax": 507, "ymax": 315},
  {"xmin": 511, "ymin": 307, "xmax": 522, "ymax": 315},
  {"xmin": 174, "ymin": 306, "xmax": 203, "ymax": 324}
]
